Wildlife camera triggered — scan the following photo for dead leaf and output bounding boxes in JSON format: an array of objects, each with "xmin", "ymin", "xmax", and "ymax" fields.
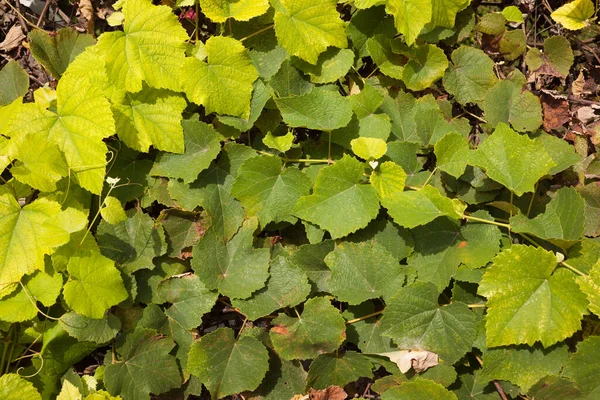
[
  {"xmin": 576, "ymin": 106, "xmax": 599, "ymax": 124},
  {"xmin": 0, "ymin": 25, "xmax": 25, "ymax": 52},
  {"xmin": 308, "ymin": 386, "xmax": 347, "ymax": 400},
  {"xmin": 77, "ymin": 0, "xmax": 95, "ymax": 34},
  {"xmin": 379, "ymin": 350, "xmax": 439, "ymax": 373},
  {"xmin": 572, "ymin": 71, "xmax": 588, "ymax": 98},
  {"xmin": 541, "ymin": 93, "xmax": 571, "ymax": 131}
]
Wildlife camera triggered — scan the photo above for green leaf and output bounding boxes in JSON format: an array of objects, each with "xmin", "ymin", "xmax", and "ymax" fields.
[
  {"xmin": 270, "ymin": 296, "xmax": 346, "ymax": 360},
  {"xmin": 181, "ymin": 36, "xmax": 259, "ymax": 118},
  {"xmin": 535, "ymin": 132, "xmax": 581, "ymax": 175},
  {"xmin": 476, "ymin": 12, "xmax": 506, "ymax": 35},
  {"xmin": 366, "ymin": 35, "xmax": 406, "ymax": 80},
  {"xmin": 150, "ymin": 119, "xmax": 222, "ymax": 183},
  {"xmin": 482, "ymin": 75, "xmax": 542, "ymax": 132},
  {"xmin": 402, "ymin": 44, "xmax": 448, "ymax": 91},
  {"xmin": 443, "ymin": 47, "xmax": 497, "ymax": 105},
  {"xmin": 381, "ymin": 282, "xmax": 478, "ymax": 364},
  {"xmin": 306, "ymin": 352, "xmax": 373, "ymax": 390},
  {"xmin": 563, "ymin": 336, "xmax": 600, "ymax": 398},
  {"xmin": 526, "ymin": 36, "xmax": 574, "ymax": 77},
  {"xmin": 347, "ymin": 218, "xmax": 414, "ymax": 262},
  {"xmin": 97, "ymin": 209, "xmax": 167, "ymax": 273},
  {"xmin": 199, "ymin": 0, "xmax": 269, "ymax": 22},
  {"xmin": 510, "ymin": 187, "xmax": 585, "ymax": 245},
  {"xmin": 275, "ymin": 87, "xmax": 353, "ymax": 131},
  {"xmin": 268, "ymin": 59, "xmax": 312, "ymax": 98},
  {"xmin": 386, "ymin": 0, "xmax": 432, "ymax": 45},
  {"xmin": 0, "ymin": 196, "xmax": 70, "ymax": 290},
  {"xmin": 293, "ymin": 48, "xmax": 355, "ymax": 84},
  {"xmin": 188, "ymin": 327, "xmax": 269, "ymax": 399},
  {"xmin": 370, "ymin": 161, "xmax": 407, "ymax": 199},
  {"xmin": 28, "ymin": 28, "xmax": 95, "ymax": 79},
  {"xmin": 0, "ymin": 60, "xmax": 29, "ymax": 106},
  {"xmin": 232, "ymin": 256, "xmax": 310, "ymax": 320},
  {"xmin": 263, "ymin": 130, "xmax": 294, "ymax": 153},
  {"xmin": 380, "ymin": 91, "xmax": 419, "ymax": 143},
  {"xmin": 576, "ymin": 260, "xmax": 600, "ymax": 317},
  {"xmin": 344, "ymin": 302, "xmax": 396, "ymax": 353},
  {"xmin": 288, "ymin": 240, "xmax": 335, "ymax": 293},
  {"xmin": 381, "ymin": 377, "xmax": 458, "ymax": 400},
  {"xmin": 63, "ymin": 251, "xmax": 128, "ymax": 318},
  {"xmin": 112, "ymin": 89, "xmax": 187, "ymax": 153},
  {"xmin": 551, "ymin": 0, "xmax": 595, "ymax": 30},
  {"xmin": 95, "ymin": 0, "xmax": 188, "ymax": 92},
  {"xmin": 478, "ymin": 245, "xmax": 588, "ymax": 347},
  {"xmin": 292, "ymin": 155, "xmax": 380, "ymax": 239},
  {"xmin": 527, "ymin": 375, "xmax": 583, "ymax": 400},
  {"xmin": 191, "ymin": 217, "xmax": 270, "ymax": 299},
  {"xmin": 480, "ymin": 344, "xmax": 569, "ymax": 392},
  {"xmin": 0, "ymin": 374, "xmax": 42, "ymax": 400},
  {"xmin": 325, "ymin": 241, "xmax": 406, "ymax": 304},
  {"xmin": 429, "ymin": 0, "xmax": 470, "ymax": 28},
  {"xmin": 469, "ymin": 123, "xmax": 555, "ymax": 196},
  {"xmin": 60, "ymin": 312, "xmax": 121, "ymax": 343},
  {"xmin": 273, "ymin": 0, "xmax": 347, "ymax": 64},
  {"xmin": 499, "ymin": 29, "xmax": 526, "ymax": 61},
  {"xmin": 219, "ymin": 79, "xmax": 273, "ymax": 132},
  {"xmin": 502, "ymin": 6, "xmax": 524, "ymax": 22},
  {"xmin": 349, "ymin": 84, "xmax": 385, "ymax": 119},
  {"xmin": 351, "ymin": 137, "xmax": 387, "ymax": 160},
  {"xmin": 381, "ymin": 185, "xmax": 465, "ymax": 229},
  {"xmin": 231, "ymin": 155, "xmax": 312, "ymax": 226},
  {"xmin": 248, "ymin": 357, "xmax": 307, "ymax": 400},
  {"xmin": 104, "ymin": 328, "xmax": 181, "ymax": 400},
  {"xmin": 100, "ymin": 196, "xmax": 127, "ymax": 225},
  {"xmin": 0, "ymin": 271, "xmax": 63, "ymax": 322},
  {"xmin": 158, "ymin": 274, "xmax": 218, "ymax": 329},
  {"xmin": 435, "ymin": 132, "xmax": 469, "ymax": 178}
]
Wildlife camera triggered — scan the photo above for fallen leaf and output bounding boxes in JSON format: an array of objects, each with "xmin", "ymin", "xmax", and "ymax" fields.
[
  {"xmin": 0, "ymin": 25, "xmax": 25, "ymax": 52},
  {"xmin": 379, "ymin": 350, "xmax": 439, "ymax": 373},
  {"xmin": 541, "ymin": 93, "xmax": 571, "ymax": 131},
  {"xmin": 571, "ymin": 70, "xmax": 588, "ymax": 97},
  {"xmin": 576, "ymin": 106, "xmax": 599, "ymax": 124},
  {"xmin": 77, "ymin": 0, "xmax": 95, "ymax": 34},
  {"xmin": 309, "ymin": 386, "xmax": 348, "ymax": 400}
]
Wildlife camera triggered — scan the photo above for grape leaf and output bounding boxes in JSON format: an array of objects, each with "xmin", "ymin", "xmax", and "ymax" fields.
[
  {"xmin": 430, "ymin": 0, "xmax": 470, "ymax": 28},
  {"xmin": 381, "ymin": 282, "xmax": 478, "ymax": 364},
  {"xmin": 60, "ymin": 312, "xmax": 121, "ymax": 343},
  {"xmin": 188, "ymin": 327, "xmax": 269, "ymax": 399},
  {"xmin": 112, "ymin": 89, "xmax": 187, "ymax": 153},
  {"xmin": 351, "ymin": 137, "xmax": 387, "ymax": 160},
  {"xmin": 288, "ymin": 240, "xmax": 335, "ymax": 293},
  {"xmin": 104, "ymin": 328, "xmax": 181, "ymax": 400},
  {"xmin": 293, "ymin": 48, "xmax": 354, "ymax": 84},
  {"xmin": 386, "ymin": 0, "xmax": 432, "ymax": 45},
  {"xmin": 292, "ymin": 155, "xmax": 380, "ymax": 239},
  {"xmin": 576, "ymin": 260, "xmax": 600, "ymax": 317},
  {"xmin": 232, "ymin": 256, "xmax": 310, "ymax": 320},
  {"xmin": 0, "ymin": 196, "xmax": 70, "ymax": 291},
  {"xmin": 551, "ymin": 0, "xmax": 595, "ymax": 30},
  {"xmin": 270, "ymin": 296, "xmax": 346, "ymax": 360},
  {"xmin": 0, "ymin": 374, "xmax": 41, "ymax": 400},
  {"xmin": 306, "ymin": 352, "xmax": 373, "ymax": 390},
  {"xmin": 268, "ymin": 59, "xmax": 312, "ymax": 98},
  {"xmin": 158, "ymin": 274, "xmax": 217, "ymax": 329},
  {"xmin": 434, "ymin": 132, "xmax": 469, "ymax": 178},
  {"xmin": 275, "ymin": 86, "xmax": 353, "ymax": 131},
  {"xmin": 443, "ymin": 46, "xmax": 497, "ymax": 105},
  {"xmin": 100, "ymin": 196, "xmax": 127, "ymax": 225},
  {"xmin": 0, "ymin": 271, "xmax": 63, "ymax": 322},
  {"xmin": 535, "ymin": 132, "xmax": 581, "ymax": 175},
  {"xmin": 478, "ymin": 245, "xmax": 588, "ymax": 347},
  {"xmin": 480, "ymin": 344, "xmax": 569, "ymax": 392},
  {"xmin": 344, "ymin": 302, "xmax": 396, "ymax": 353},
  {"xmin": 248, "ymin": 357, "xmax": 307, "ymax": 400},
  {"xmin": 181, "ymin": 36, "xmax": 258, "ymax": 118},
  {"xmin": 199, "ymin": 0, "xmax": 269, "ymax": 22},
  {"xmin": 0, "ymin": 60, "xmax": 29, "ymax": 106},
  {"xmin": 382, "ymin": 378, "xmax": 458, "ymax": 400},
  {"xmin": 191, "ymin": 217, "xmax": 270, "ymax": 299},
  {"xmin": 95, "ymin": 0, "xmax": 188, "ymax": 92},
  {"xmin": 63, "ymin": 251, "xmax": 128, "ymax": 318},
  {"xmin": 381, "ymin": 185, "xmax": 465, "ymax": 229},
  {"xmin": 325, "ymin": 241, "xmax": 406, "ymax": 304},
  {"xmin": 402, "ymin": 44, "xmax": 448, "ymax": 91},
  {"xmin": 231, "ymin": 155, "xmax": 312, "ymax": 226},
  {"xmin": 150, "ymin": 119, "xmax": 222, "ymax": 183},
  {"xmin": 563, "ymin": 336, "xmax": 600, "ymax": 399},
  {"xmin": 97, "ymin": 209, "xmax": 167, "ymax": 273},
  {"xmin": 273, "ymin": 0, "xmax": 347, "ymax": 64},
  {"xmin": 469, "ymin": 123, "xmax": 555, "ymax": 196}
]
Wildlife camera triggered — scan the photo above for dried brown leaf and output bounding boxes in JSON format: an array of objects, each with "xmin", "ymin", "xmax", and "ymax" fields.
[
  {"xmin": 0, "ymin": 25, "xmax": 25, "ymax": 52},
  {"xmin": 308, "ymin": 386, "xmax": 347, "ymax": 400}
]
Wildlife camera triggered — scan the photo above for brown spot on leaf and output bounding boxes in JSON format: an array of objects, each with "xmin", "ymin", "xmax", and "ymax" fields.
[
  {"xmin": 270, "ymin": 325, "xmax": 290, "ymax": 336},
  {"xmin": 458, "ymin": 241, "xmax": 468, "ymax": 249}
]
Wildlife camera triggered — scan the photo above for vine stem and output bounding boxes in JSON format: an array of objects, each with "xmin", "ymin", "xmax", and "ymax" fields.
[
  {"xmin": 240, "ymin": 24, "xmax": 273, "ymax": 42},
  {"xmin": 461, "ymin": 214, "xmax": 511, "ymax": 229},
  {"xmin": 19, "ymin": 282, "xmax": 60, "ymax": 321},
  {"xmin": 345, "ymin": 310, "xmax": 382, "ymax": 325},
  {"xmin": 560, "ymin": 261, "xmax": 586, "ymax": 277}
]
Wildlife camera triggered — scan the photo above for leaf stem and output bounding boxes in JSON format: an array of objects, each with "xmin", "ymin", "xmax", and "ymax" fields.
[
  {"xmin": 345, "ymin": 310, "xmax": 383, "ymax": 325},
  {"xmin": 419, "ymin": 167, "xmax": 437, "ymax": 189},
  {"xmin": 19, "ymin": 282, "xmax": 60, "ymax": 321},
  {"xmin": 240, "ymin": 24, "xmax": 273, "ymax": 42},
  {"xmin": 461, "ymin": 214, "xmax": 511, "ymax": 229},
  {"xmin": 467, "ymin": 304, "xmax": 486, "ymax": 308},
  {"xmin": 560, "ymin": 261, "xmax": 586, "ymax": 277}
]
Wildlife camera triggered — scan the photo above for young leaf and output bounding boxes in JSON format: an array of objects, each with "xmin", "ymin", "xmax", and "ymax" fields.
[
  {"xmin": 100, "ymin": 196, "xmax": 127, "ymax": 225},
  {"xmin": 191, "ymin": 217, "xmax": 270, "ymax": 299},
  {"xmin": 434, "ymin": 132, "xmax": 469, "ymax": 178},
  {"xmin": 0, "ymin": 60, "xmax": 29, "ymax": 106},
  {"xmin": 429, "ymin": 0, "xmax": 470, "ymax": 28},
  {"xmin": 95, "ymin": 0, "xmax": 188, "ymax": 92},
  {"xmin": 181, "ymin": 36, "xmax": 259, "ymax": 118},
  {"xmin": 550, "ymin": 0, "xmax": 595, "ymax": 30},
  {"xmin": 381, "ymin": 185, "xmax": 465, "ymax": 229},
  {"xmin": 158, "ymin": 274, "xmax": 218, "ymax": 329},
  {"xmin": 306, "ymin": 352, "xmax": 373, "ymax": 390},
  {"xmin": 0, "ymin": 271, "xmax": 63, "ymax": 322},
  {"xmin": 292, "ymin": 155, "xmax": 380, "ymax": 239},
  {"xmin": 188, "ymin": 328, "xmax": 269, "ymax": 399},
  {"xmin": 63, "ymin": 251, "xmax": 128, "ymax": 318},
  {"xmin": 150, "ymin": 119, "xmax": 222, "ymax": 183},
  {"xmin": 370, "ymin": 161, "xmax": 407, "ymax": 199},
  {"xmin": 381, "ymin": 282, "xmax": 478, "ymax": 364},
  {"xmin": 232, "ymin": 256, "xmax": 311, "ymax": 320},
  {"xmin": 231, "ymin": 155, "xmax": 312, "ymax": 226},
  {"xmin": 443, "ymin": 46, "xmax": 497, "ymax": 105},
  {"xmin": 478, "ymin": 245, "xmax": 588, "ymax": 347},
  {"xmin": 275, "ymin": 86, "xmax": 353, "ymax": 131},
  {"xmin": 386, "ymin": 0, "xmax": 432, "ymax": 45},
  {"xmin": 199, "ymin": 0, "xmax": 269, "ymax": 22},
  {"xmin": 104, "ymin": 328, "xmax": 181, "ymax": 400},
  {"xmin": 273, "ymin": 0, "xmax": 347, "ymax": 64},
  {"xmin": 0, "ymin": 374, "xmax": 41, "ymax": 400},
  {"xmin": 469, "ymin": 123, "xmax": 555, "ymax": 196},
  {"xmin": 270, "ymin": 296, "xmax": 346, "ymax": 360},
  {"xmin": 576, "ymin": 260, "xmax": 600, "ymax": 317},
  {"xmin": 563, "ymin": 336, "xmax": 600, "ymax": 398},
  {"xmin": 351, "ymin": 137, "xmax": 387, "ymax": 160},
  {"xmin": 325, "ymin": 241, "xmax": 406, "ymax": 304}
]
